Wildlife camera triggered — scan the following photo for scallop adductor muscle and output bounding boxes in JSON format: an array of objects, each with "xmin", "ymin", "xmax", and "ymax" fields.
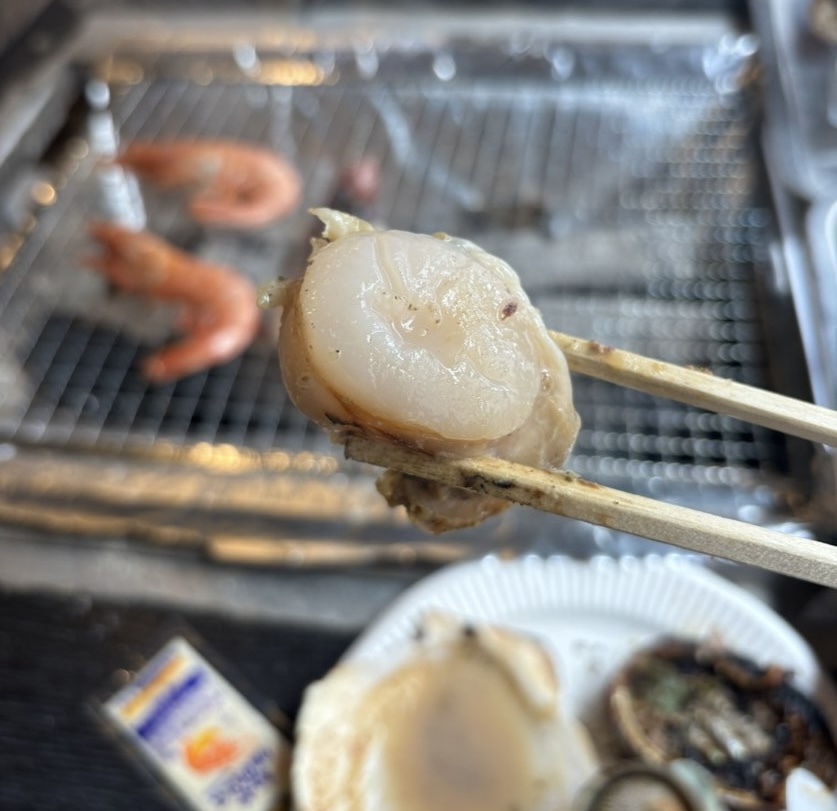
[
  {"xmin": 292, "ymin": 613, "xmax": 599, "ymax": 811},
  {"xmin": 268, "ymin": 208, "xmax": 580, "ymax": 531}
]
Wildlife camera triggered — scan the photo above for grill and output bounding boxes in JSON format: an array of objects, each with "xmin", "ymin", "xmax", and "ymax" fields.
[{"xmin": 0, "ymin": 13, "xmax": 803, "ymax": 557}]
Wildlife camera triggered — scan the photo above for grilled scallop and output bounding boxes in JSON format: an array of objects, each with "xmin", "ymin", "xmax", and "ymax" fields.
[
  {"xmin": 292, "ymin": 613, "xmax": 599, "ymax": 811},
  {"xmin": 262, "ymin": 208, "xmax": 579, "ymax": 532}
]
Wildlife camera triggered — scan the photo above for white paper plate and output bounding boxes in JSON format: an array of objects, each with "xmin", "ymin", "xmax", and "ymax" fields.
[{"xmin": 347, "ymin": 555, "xmax": 837, "ymax": 753}]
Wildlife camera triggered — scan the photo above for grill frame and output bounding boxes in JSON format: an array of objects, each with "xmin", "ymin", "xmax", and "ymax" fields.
[{"xmin": 0, "ymin": 10, "xmax": 813, "ymax": 558}]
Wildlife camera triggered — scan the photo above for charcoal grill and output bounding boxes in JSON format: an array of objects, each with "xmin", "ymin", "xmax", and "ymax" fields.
[{"xmin": 0, "ymin": 8, "xmax": 814, "ymax": 563}]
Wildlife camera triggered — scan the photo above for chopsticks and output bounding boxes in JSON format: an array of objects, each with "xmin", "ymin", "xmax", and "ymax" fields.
[
  {"xmin": 343, "ymin": 332, "xmax": 837, "ymax": 589},
  {"xmin": 551, "ymin": 331, "xmax": 837, "ymax": 447},
  {"xmin": 346, "ymin": 436, "xmax": 837, "ymax": 589}
]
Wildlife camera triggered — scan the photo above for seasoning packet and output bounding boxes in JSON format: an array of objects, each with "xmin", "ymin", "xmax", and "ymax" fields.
[{"xmin": 97, "ymin": 634, "xmax": 290, "ymax": 811}]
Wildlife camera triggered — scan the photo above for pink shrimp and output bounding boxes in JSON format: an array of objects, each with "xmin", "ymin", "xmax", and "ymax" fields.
[
  {"xmin": 85, "ymin": 223, "xmax": 261, "ymax": 383},
  {"xmin": 116, "ymin": 140, "xmax": 302, "ymax": 229}
]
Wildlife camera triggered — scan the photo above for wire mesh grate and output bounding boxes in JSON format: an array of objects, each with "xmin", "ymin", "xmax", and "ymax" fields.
[{"xmin": 0, "ymin": 43, "xmax": 786, "ymax": 491}]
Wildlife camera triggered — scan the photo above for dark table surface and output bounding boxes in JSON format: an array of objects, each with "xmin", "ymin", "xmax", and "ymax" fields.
[{"xmin": 0, "ymin": 587, "xmax": 355, "ymax": 811}]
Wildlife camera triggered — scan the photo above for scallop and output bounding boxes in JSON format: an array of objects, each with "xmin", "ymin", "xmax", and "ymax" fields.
[
  {"xmin": 292, "ymin": 613, "xmax": 599, "ymax": 811},
  {"xmin": 263, "ymin": 209, "xmax": 580, "ymax": 531}
]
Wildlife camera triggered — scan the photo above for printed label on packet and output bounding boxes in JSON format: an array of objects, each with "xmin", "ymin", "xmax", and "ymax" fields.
[{"xmin": 104, "ymin": 637, "xmax": 285, "ymax": 811}]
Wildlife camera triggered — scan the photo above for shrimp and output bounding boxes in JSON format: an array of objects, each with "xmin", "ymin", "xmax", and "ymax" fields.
[
  {"xmin": 116, "ymin": 140, "xmax": 302, "ymax": 229},
  {"xmin": 85, "ymin": 223, "xmax": 261, "ymax": 383}
]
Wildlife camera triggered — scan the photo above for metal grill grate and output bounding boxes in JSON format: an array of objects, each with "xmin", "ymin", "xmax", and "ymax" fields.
[{"xmin": 0, "ymin": 42, "xmax": 786, "ymax": 495}]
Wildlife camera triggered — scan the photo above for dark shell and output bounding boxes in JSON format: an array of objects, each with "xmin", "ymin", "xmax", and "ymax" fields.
[{"xmin": 608, "ymin": 638, "xmax": 837, "ymax": 810}]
